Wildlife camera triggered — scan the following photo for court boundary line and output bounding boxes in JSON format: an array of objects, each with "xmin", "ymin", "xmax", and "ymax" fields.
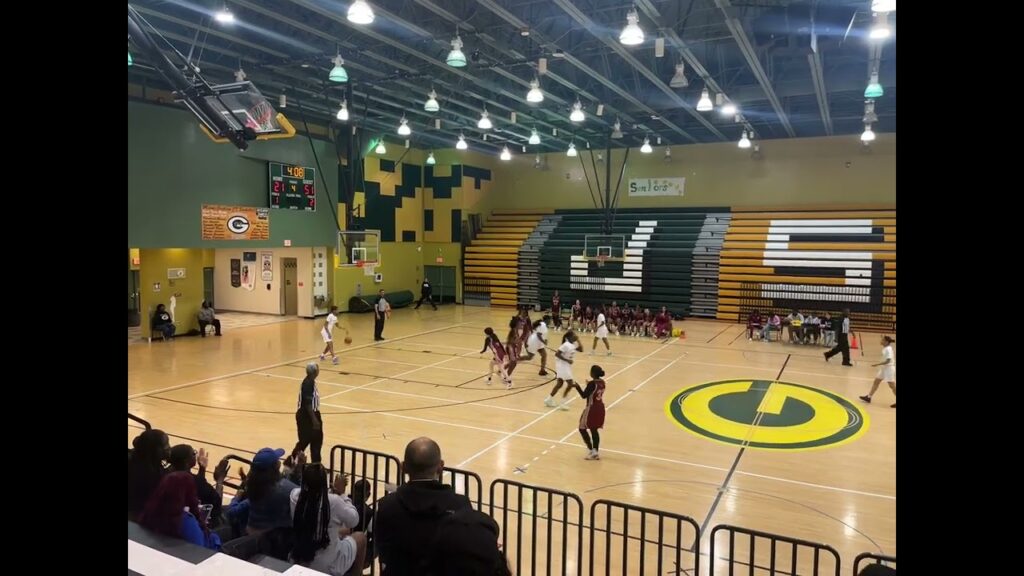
[
  {"xmin": 262, "ymin": 372, "xmax": 546, "ymax": 415},
  {"xmin": 127, "ymin": 321, "xmax": 476, "ymax": 400},
  {"xmin": 697, "ymin": 354, "xmax": 792, "ymax": 547},
  {"xmin": 319, "ymin": 353, "xmax": 474, "ymax": 401}
]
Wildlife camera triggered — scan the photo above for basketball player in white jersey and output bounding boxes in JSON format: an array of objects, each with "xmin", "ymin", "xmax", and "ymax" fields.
[
  {"xmin": 521, "ymin": 316, "xmax": 550, "ymax": 376},
  {"xmin": 545, "ymin": 331, "xmax": 583, "ymax": 410},
  {"xmin": 320, "ymin": 305, "xmax": 340, "ymax": 365},
  {"xmin": 591, "ymin": 305, "xmax": 612, "ymax": 355}
]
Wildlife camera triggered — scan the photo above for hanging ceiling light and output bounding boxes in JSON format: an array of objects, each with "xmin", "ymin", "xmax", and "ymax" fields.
[
  {"xmin": 375, "ymin": 140, "xmax": 387, "ymax": 154},
  {"xmin": 477, "ymin": 110, "xmax": 493, "ymax": 130},
  {"xmin": 871, "ymin": 0, "xmax": 896, "ymax": 12},
  {"xmin": 696, "ymin": 88, "xmax": 713, "ymax": 111},
  {"xmin": 720, "ymin": 96, "xmax": 737, "ymax": 116},
  {"xmin": 664, "ymin": 147, "xmax": 672, "ymax": 162},
  {"xmin": 566, "ymin": 142, "xmax": 578, "ymax": 157},
  {"xmin": 738, "ymin": 130, "xmax": 751, "ymax": 149},
  {"xmin": 234, "ymin": 67, "xmax": 246, "ymax": 82},
  {"xmin": 569, "ymin": 100, "xmax": 585, "ymax": 123},
  {"xmin": 619, "ymin": 7, "xmax": 644, "ymax": 46},
  {"xmin": 128, "ymin": 50, "xmax": 133, "ymax": 66},
  {"xmin": 861, "ymin": 124, "xmax": 876, "ymax": 142},
  {"xmin": 611, "ymin": 119, "xmax": 623, "ymax": 139},
  {"xmin": 336, "ymin": 100, "xmax": 349, "ymax": 121},
  {"xmin": 426, "ymin": 151, "xmax": 436, "ymax": 165},
  {"xmin": 329, "ymin": 54, "xmax": 348, "ymax": 83},
  {"xmin": 869, "ymin": 12, "xmax": 891, "ymax": 40},
  {"xmin": 864, "ymin": 73, "xmax": 883, "ymax": 98},
  {"xmin": 424, "ymin": 89, "xmax": 440, "ymax": 112},
  {"xmin": 500, "ymin": 146, "xmax": 512, "ymax": 161},
  {"xmin": 640, "ymin": 137, "xmax": 652, "ymax": 153},
  {"xmin": 397, "ymin": 116, "xmax": 411, "ymax": 136},
  {"xmin": 529, "ymin": 128, "xmax": 541, "ymax": 145},
  {"xmin": 215, "ymin": 5, "xmax": 235, "ymax": 24},
  {"xmin": 446, "ymin": 35, "xmax": 467, "ymax": 67},
  {"xmin": 456, "ymin": 133, "xmax": 468, "ymax": 150},
  {"xmin": 526, "ymin": 78, "xmax": 544, "ymax": 103},
  {"xmin": 669, "ymin": 63, "xmax": 688, "ymax": 88},
  {"xmin": 347, "ymin": 0, "xmax": 375, "ymax": 25}
]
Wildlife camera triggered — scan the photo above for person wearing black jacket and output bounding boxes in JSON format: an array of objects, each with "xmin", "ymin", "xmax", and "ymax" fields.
[
  {"xmin": 374, "ymin": 437, "xmax": 472, "ymax": 575},
  {"xmin": 415, "ymin": 278, "xmax": 438, "ymax": 310}
]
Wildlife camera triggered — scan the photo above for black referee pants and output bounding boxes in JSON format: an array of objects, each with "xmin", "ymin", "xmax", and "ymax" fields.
[{"xmin": 294, "ymin": 410, "xmax": 323, "ymax": 464}]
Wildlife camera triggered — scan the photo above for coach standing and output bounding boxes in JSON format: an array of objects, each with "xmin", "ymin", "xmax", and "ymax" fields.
[
  {"xmin": 824, "ymin": 308, "xmax": 853, "ymax": 366},
  {"xmin": 374, "ymin": 289, "xmax": 391, "ymax": 341}
]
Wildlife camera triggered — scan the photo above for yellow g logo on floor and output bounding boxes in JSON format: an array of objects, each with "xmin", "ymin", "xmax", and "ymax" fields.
[{"xmin": 665, "ymin": 380, "xmax": 869, "ymax": 451}]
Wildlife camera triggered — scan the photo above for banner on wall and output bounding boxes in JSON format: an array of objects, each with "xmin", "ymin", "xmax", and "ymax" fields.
[
  {"xmin": 201, "ymin": 205, "xmax": 270, "ymax": 240},
  {"xmin": 241, "ymin": 252, "xmax": 256, "ymax": 291},
  {"xmin": 628, "ymin": 178, "xmax": 685, "ymax": 197},
  {"xmin": 230, "ymin": 259, "xmax": 241, "ymax": 287},
  {"xmin": 261, "ymin": 252, "xmax": 273, "ymax": 282}
]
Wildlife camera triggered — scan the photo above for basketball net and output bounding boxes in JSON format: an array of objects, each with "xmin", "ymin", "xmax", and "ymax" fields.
[{"xmin": 596, "ymin": 255, "xmax": 608, "ymax": 268}]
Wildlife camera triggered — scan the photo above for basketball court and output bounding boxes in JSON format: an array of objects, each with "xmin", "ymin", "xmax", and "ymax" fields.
[{"xmin": 127, "ymin": 306, "xmax": 894, "ymax": 574}]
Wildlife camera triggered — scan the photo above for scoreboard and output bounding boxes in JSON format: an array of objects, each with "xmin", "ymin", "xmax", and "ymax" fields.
[{"xmin": 269, "ymin": 163, "xmax": 316, "ymax": 211}]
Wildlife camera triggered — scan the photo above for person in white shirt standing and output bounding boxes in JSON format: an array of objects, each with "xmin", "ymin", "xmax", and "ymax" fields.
[
  {"xmin": 374, "ymin": 290, "xmax": 391, "ymax": 341},
  {"xmin": 859, "ymin": 336, "xmax": 896, "ymax": 408},
  {"xmin": 545, "ymin": 331, "xmax": 583, "ymax": 410},
  {"xmin": 320, "ymin": 306, "xmax": 340, "ymax": 365},
  {"xmin": 590, "ymin": 306, "xmax": 612, "ymax": 356}
]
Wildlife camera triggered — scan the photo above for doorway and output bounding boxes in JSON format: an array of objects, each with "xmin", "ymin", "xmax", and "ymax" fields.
[
  {"xmin": 282, "ymin": 258, "xmax": 298, "ymax": 315},
  {"xmin": 128, "ymin": 270, "xmax": 141, "ymax": 327},
  {"xmin": 423, "ymin": 265, "xmax": 457, "ymax": 304},
  {"xmin": 203, "ymin": 267, "xmax": 215, "ymax": 306}
]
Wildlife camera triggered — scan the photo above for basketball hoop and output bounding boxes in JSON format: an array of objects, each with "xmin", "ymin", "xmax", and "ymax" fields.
[
  {"xmin": 596, "ymin": 255, "xmax": 608, "ymax": 268},
  {"xmin": 355, "ymin": 260, "xmax": 365, "ymax": 268}
]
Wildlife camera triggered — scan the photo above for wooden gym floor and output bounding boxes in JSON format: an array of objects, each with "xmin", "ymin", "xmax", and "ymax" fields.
[{"xmin": 127, "ymin": 305, "xmax": 895, "ymax": 575}]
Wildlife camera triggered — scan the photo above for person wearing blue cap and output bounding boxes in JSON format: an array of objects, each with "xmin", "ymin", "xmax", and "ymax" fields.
[{"xmin": 229, "ymin": 447, "xmax": 297, "ymax": 535}]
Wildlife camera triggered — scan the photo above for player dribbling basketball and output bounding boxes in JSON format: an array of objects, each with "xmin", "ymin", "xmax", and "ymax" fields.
[{"xmin": 320, "ymin": 305, "xmax": 340, "ymax": 365}]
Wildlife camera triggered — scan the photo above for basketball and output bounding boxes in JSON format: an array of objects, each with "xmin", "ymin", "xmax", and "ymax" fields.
[{"xmin": 344, "ymin": 336, "xmax": 353, "ymax": 345}]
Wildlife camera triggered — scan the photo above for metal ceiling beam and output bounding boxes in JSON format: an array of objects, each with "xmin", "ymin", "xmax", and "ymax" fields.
[
  {"xmin": 229, "ymin": 0, "xmax": 418, "ymax": 74},
  {"xmin": 410, "ymin": 0, "xmax": 644, "ymax": 145},
  {"xmin": 130, "ymin": 39, "xmax": 506, "ymax": 153},
  {"xmin": 285, "ymin": 0, "xmax": 577, "ymax": 146},
  {"xmin": 634, "ymin": 0, "xmax": 723, "ymax": 95},
  {"xmin": 473, "ymin": 0, "xmax": 695, "ymax": 143},
  {"xmin": 549, "ymin": 0, "xmax": 724, "ymax": 141},
  {"xmin": 133, "ymin": 5, "xmax": 292, "ymax": 59},
  {"xmin": 412, "ymin": 0, "xmax": 625, "ymax": 129},
  {"xmin": 808, "ymin": 52, "xmax": 834, "ymax": 135},
  {"xmin": 140, "ymin": 4, "xmax": 565, "ymax": 150},
  {"xmin": 713, "ymin": 0, "xmax": 796, "ymax": 137}
]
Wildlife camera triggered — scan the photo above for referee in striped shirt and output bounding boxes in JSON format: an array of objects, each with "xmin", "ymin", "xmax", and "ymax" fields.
[{"xmin": 292, "ymin": 362, "xmax": 323, "ymax": 464}]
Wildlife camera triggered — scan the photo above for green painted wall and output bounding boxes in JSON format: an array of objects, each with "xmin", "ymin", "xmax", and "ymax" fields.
[
  {"xmin": 332, "ymin": 241, "xmax": 462, "ymax": 309},
  {"xmin": 483, "ymin": 134, "xmax": 896, "ymax": 211},
  {"xmin": 128, "ymin": 101, "xmax": 339, "ymax": 249}
]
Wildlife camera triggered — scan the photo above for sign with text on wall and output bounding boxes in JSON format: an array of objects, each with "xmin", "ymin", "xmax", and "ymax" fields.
[
  {"xmin": 628, "ymin": 177, "xmax": 685, "ymax": 197},
  {"xmin": 201, "ymin": 205, "xmax": 270, "ymax": 240}
]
